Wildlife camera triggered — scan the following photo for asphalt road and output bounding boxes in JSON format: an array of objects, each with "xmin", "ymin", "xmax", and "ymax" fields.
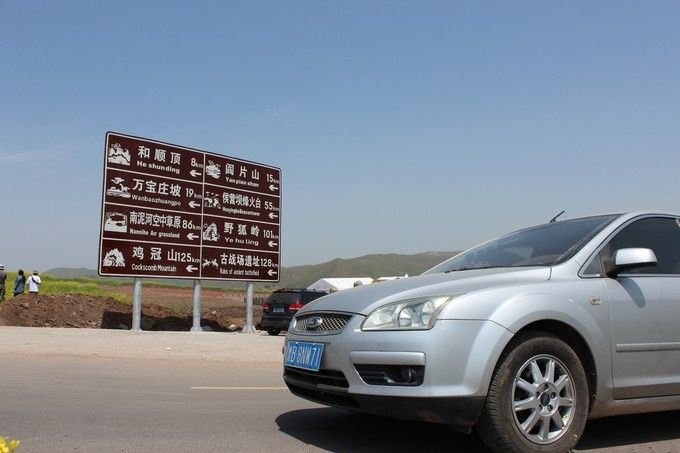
[{"xmin": 1, "ymin": 330, "xmax": 680, "ymax": 452}]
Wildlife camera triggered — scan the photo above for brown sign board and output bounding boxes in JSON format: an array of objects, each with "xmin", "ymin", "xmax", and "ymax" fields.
[{"xmin": 99, "ymin": 132, "xmax": 281, "ymax": 281}]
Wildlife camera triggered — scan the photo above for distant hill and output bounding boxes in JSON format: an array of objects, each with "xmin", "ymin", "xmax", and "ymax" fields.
[
  {"xmin": 46, "ymin": 251, "xmax": 460, "ymax": 290},
  {"xmin": 45, "ymin": 267, "xmax": 99, "ymax": 279},
  {"xmin": 279, "ymin": 251, "xmax": 459, "ymax": 288}
]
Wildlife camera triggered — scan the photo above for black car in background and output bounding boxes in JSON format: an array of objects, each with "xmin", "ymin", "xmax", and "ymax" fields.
[{"xmin": 260, "ymin": 289, "xmax": 327, "ymax": 335}]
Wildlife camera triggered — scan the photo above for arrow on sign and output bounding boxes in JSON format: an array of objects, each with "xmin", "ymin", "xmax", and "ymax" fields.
[
  {"xmin": 268, "ymin": 212, "xmax": 278, "ymax": 220},
  {"xmin": 268, "ymin": 241, "xmax": 278, "ymax": 248},
  {"xmin": 187, "ymin": 233, "xmax": 199, "ymax": 240},
  {"xmin": 189, "ymin": 201, "xmax": 200, "ymax": 209},
  {"xmin": 190, "ymin": 170, "xmax": 202, "ymax": 177},
  {"xmin": 268, "ymin": 269, "xmax": 278, "ymax": 277},
  {"xmin": 186, "ymin": 265, "xmax": 199, "ymax": 273},
  {"xmin": 269, "ymin": 184, "xmax": 279, "ymax": 192}
]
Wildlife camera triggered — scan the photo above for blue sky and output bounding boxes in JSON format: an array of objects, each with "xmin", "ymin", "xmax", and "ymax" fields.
[{"xmin": 1, "ymin": 1, "xmax": 679, "ymax": 271}]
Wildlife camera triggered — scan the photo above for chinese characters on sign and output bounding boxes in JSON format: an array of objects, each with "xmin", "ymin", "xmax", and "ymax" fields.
[{"xmin": 99, "ymin": 132, "xmax": 281, "ymax": 281}]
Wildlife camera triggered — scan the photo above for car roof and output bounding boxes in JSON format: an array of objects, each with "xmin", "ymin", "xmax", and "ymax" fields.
[{"xmin": 273, "ymin": 288, "xmax": 325, "ymax": 293}]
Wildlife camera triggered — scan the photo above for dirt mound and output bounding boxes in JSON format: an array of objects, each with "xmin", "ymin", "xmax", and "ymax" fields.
[{"xmin": 0, "ymin": 294, "xmax": 262, "ymax": 331}]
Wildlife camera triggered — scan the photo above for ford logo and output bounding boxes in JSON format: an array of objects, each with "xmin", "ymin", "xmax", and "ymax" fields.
[{"xmin": 305, "ymin": 316, "xmax": 324, "ymax": 330}]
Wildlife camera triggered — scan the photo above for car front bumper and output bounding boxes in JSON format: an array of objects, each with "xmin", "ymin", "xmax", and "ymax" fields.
[{"xmin": 283, "ymin": 314, "xmax": 512, "ymax": 427}]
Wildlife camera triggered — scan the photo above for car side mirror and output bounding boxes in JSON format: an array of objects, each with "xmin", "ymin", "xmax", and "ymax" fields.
[{"xmin": 607, "ymin": 248, "xmax": 657, "ymax": 277}]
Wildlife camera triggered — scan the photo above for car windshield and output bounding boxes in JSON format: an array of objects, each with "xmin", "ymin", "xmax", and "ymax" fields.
[
  {"xmin": 425, "ymin": 214, "xmax": 620, "ymax": 274},
  {"xmin": 301, "ymin": 292, "xmax": 326, "ymax": 303},
  {"xmin": 267, "ymin": 292, "xmax": 301, "ymax": 305}
]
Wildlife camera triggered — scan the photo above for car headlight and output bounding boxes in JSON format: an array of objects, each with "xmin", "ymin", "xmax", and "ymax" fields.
[{"xmin": 361, "ymin": 296, "xmax": 456, "ymax": 331}]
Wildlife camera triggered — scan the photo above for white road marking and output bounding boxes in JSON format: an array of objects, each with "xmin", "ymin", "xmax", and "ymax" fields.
[{"xmin": 191, "ymin": 386, "xmax": 287, "ymax": 390}]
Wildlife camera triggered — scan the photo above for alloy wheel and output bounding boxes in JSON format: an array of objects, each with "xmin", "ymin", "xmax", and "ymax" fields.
[{"xmin": 511, "ymin": 354, "xmax": 576, "ymax": 444}]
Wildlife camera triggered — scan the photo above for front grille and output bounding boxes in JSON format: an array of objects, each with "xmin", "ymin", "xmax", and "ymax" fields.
[
  {"xmin": 284, "ymin": 367, "xmax": 349, "ymax": 388},
  {"xmin": 291, "ymin": 312, "xmax": 352, "ymax": 335}
]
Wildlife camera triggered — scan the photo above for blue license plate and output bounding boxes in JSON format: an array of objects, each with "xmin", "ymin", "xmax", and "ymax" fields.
[
  {"xmin": 285, "ymin": 341, "xmax": 324, "ymax": 372},
  {"xmin": 273, "ymin": 307, "xmax": 285, "ymax": 313}
]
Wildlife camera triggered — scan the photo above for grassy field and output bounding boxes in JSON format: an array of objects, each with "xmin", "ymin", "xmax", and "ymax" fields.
[
  {"xmin": 3, "ymin": 272, "xmax": 132, "ymax": 304},
  {"xmin": 1, "ymin": 273, "xmax": 265, "ymax": 308}
]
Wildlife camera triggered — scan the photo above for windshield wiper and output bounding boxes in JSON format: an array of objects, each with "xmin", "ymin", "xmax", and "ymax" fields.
[{"xmin": 445, "ymin": 265, "xmax": 505, "ymax": 273}]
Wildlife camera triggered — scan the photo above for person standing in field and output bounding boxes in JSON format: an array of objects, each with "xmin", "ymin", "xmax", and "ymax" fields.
[
  {"xmin": 27, "ymin": 270, "xmax": 41, "ymax": 295},
  {"xmin": 14, "ymin": 269, "xmax": 26, "ymax": 297},
  {"xmin": 0, "ymin": 264, "xmax": 7, "ymax": 302}
]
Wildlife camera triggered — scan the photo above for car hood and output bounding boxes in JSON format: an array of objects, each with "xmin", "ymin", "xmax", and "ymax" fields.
[{"xmin": 299, "ymin": 267, "xmax": 551, "ymax": 316}]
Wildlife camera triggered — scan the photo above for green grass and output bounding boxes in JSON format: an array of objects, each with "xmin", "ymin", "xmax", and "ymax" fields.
[
  {"xmin": 41, "ymin": 280, "xmax": 132, "ymax": 304},
  {"xmin": 2, "ymin": 272, "xmax": 271, "ymax": 305},
  {"xmin": 42, "ymin": 274, "xmax": 256, "ymax": 292},
  {"xmin": 3, "ymin": 272, "xmax": 132, "ymax": 304}
]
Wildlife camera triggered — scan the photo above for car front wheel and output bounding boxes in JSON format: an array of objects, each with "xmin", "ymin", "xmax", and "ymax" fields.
[
  {"xmin": 477, "ymin": 332, "xmax": 589, "ymax": 453},
  {"xmin": 266, "ymin": 327, "xmax": 282, "ymax": 336}
]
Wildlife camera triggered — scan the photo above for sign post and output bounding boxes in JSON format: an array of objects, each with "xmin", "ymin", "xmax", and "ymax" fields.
[
  {"xmin": 99, "ymin": 132, "xmax": 281, "ymax": 331},
  {"xmin": 191, "ymin": 280, "xmax": 202, "ymax": 332},
  {"xmin": 243, "ymin": 282, "xmax": 255, "ymax": 333},
  {"xmin": 132, "ymin": 277, "xmax": 142, "ymax": 331}
]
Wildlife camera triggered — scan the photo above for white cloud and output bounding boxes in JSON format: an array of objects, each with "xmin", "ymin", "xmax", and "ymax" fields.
[{"xmin": 0, "ymin": 146, "xmax": 73, "ymax": 165}]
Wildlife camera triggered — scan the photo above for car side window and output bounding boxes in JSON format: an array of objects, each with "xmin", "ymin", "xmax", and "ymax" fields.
[
  {"xmin": 582, "ymin": 246, "xmax": 606, "ymax": 276},
  {"xmin": 595, "ymin": 217, "xmax": 680, "ymax": 275}
]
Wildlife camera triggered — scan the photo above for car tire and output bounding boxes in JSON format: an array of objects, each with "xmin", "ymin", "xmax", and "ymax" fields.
[
  {"xmin": 266, "ymin": 328, "xmax": 282, "ymax": 336},
  {"xmin": 476, "ymin": 332, "xmax": 589, "ymax": 453}
]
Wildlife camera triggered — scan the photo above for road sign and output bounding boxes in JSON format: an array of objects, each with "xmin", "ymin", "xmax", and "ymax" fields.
[{"xmin": 99, "ymin": 132, "xmax": 281, "ymax": 281}]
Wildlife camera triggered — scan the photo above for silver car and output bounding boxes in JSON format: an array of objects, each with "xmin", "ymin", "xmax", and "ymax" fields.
[{"xmin": 283, "ymin": 211, "xmax": 680, "ymax": 453}]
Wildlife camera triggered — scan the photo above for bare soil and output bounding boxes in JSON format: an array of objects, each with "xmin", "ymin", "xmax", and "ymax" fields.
[
  {"xmin": 0, "ymin": 287, "xmax": 267, "ymax": 331},
  {"xmin": 101, "ymin": 285, "xmax": 264, "ymax": 311}
]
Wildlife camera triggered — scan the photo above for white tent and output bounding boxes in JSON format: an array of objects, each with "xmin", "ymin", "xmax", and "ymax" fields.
[{"xmin": 307, "ymin": 277, "xmax": 374, "ymax": 292}]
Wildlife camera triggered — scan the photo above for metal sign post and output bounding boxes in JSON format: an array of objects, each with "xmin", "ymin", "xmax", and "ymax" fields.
[
  {"xmin": 191, "ymin": 279, "xmax": 202, "ymax": 332},
  {"xmin": 243, "ymin": 282, "xmax": 256, "ymax": 333},
  {"xmin": 132, "ymin": 277, "xmax": 142, "ymax": 331},
  {"xmin": 98, "ymin": 132, "xmax": 282, "ymax": 331}
]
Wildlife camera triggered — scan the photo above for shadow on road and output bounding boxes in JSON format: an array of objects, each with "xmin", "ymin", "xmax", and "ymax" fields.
[
  {"xmin": 277, "ymin": 407, "xmax": 680, "ymax": 452},
  {"xmin": 276, "ymin": 408, "xmax": 489, "ymax": 452},
  {"xmin": 578, "ymin": 410, "xmax": 680, "ymax": 449}
]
